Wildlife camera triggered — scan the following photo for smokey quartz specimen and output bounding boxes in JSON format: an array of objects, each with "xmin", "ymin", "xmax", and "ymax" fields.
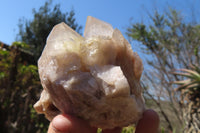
[{"xmin": 34, "ymin": 16, "xmax": 145, "ymax": 129}]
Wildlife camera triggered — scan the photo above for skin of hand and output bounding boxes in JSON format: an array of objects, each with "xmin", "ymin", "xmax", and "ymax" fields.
[{"xmin": 48, "ymin": 109, "xmax": 159, "ymax": 133}]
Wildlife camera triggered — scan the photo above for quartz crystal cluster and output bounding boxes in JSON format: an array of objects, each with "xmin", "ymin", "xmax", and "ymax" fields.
[{"xmin": 34, "ymin": 16, "xmax": 145, "ymax": 129}]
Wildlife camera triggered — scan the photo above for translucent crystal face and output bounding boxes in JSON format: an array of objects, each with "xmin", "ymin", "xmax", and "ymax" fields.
[{"xmin": 34, "ymin": 16, "xmax": 145, "ymax": 129}]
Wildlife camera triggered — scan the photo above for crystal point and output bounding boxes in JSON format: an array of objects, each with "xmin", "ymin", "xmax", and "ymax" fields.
[{"xmin": 34, "ymin": 17, "xmax": 145, "ymax": 129}]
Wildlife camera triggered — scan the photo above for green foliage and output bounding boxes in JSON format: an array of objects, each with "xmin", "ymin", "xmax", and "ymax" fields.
[
  {"xmin": 173, "ymin": 64, "xmax": 200, "ymax": 105},
  {"xmin": 127, "ymin": 9, "xmax": 200, "ymax": 61},
  {"xmin": 0, "ymin": 42, "xmax": 48, "ymax": 133},
  {"xmin": 121, "ymin": 126, "xmax": 135, "ymax": 133},
  {"xmin": 1, "ymin": 1, "xmax": 83, "ymax": 132},
  {"xmin": 1, "ymin": 0, "xmax": 83, "ymax": 132},
  {"xmin": 0, "ymin": 72, "xmax": 5, "ymax": 79},
  {"xmin": 97, "ymin": 126, "xmax": 135, "ymax": 133},
  {"xmin": 97, "ymin": 128, "xmax": 102, "ymax": 133},
  {"xmin": 173, "ymin": 65, "xmax": 200, "ymax": 132},
  {"xmin": 12, "ymin": 41, "xmax": 29, "ymax": 49},
  {"xmin": 17, "ymin": 0, "xmax": 82, "ymax": 63},
  {"xmin": 0, "ymin": 49, "xmax": 9, "ymax": 57},
  {"xmin": 161, "ymin": 127, "xmax": 165, "ymax": 133},
  {"xmin": 127, "ymin": 8, "xmax": 200, "ymax": 132}
]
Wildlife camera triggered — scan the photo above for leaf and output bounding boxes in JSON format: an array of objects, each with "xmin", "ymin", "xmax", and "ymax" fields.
[
  {"xmin": 173, "ymin": 79, "xmax": 191, "ymax": 85},
  {"xmin": 174, "ymin": 80, "xmax": 197, "ymax": 91},
  {"xmin": 0, "ymin": 72, "xmax": 5, "ymax": 79},
  {"xmin": 179, "ymin": 69, "xmax": 200, "ymax": 78},
  {"xmin": 11, "ymin": 41, "xmax": 29, "ymax": 49}
]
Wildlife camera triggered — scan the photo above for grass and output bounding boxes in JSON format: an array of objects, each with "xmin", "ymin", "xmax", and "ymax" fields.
[{"xmin": 97, "ymin": 126, "xmax": 135, "ymax": 133}]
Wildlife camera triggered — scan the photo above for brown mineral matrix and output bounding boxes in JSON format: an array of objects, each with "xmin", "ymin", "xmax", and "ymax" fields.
[{"xmin": 34, "ymin": 16, "xmax": 145, "ymax": 129}]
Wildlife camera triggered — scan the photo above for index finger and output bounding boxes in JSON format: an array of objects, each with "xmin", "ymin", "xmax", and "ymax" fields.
[{"xmin": 135, "ymin": 109, "xmax": 159, "ymax": 133}]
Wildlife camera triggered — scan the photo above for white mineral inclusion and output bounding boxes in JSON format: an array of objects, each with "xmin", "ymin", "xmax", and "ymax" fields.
[{"xmin": 34, "ymin": 16, "xmax": 145, "ymax": 129}]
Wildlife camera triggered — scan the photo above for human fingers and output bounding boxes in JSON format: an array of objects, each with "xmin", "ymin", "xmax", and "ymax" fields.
[
  {"xmin": 48, "ymin": 114, "xmax": 97, "ymax": 133},
  {"xmin": 135, "ymin": 109, "xmax": 159, "ymax": 133}
]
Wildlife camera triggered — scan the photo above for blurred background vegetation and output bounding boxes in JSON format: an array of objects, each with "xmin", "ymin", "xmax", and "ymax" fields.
[{"xmin": 0, "ymin": 0, "xmax": 199, "ymax": 133}]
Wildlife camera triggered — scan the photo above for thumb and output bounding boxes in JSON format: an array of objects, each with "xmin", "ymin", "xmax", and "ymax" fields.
[{"xmin": 48, "ymin": 114, "xmax": 97, "ymax": 133}]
